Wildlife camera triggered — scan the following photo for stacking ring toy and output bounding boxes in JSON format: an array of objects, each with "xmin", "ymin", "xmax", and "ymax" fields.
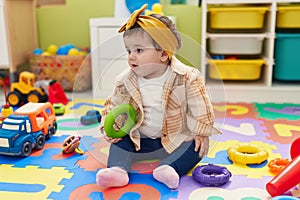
[
  {"xmin": 192, "ymin": 164, "xmax": 232, "ymax": 186},
  {"xmin": 227, "ymin": 143, "xmax": 269, "ymax": 164},
  {"xmin": 62, "ymin": 135, "xmax": 84, "ymax": 154},
  {"xmin": 104, "ymin": 104, "xmax": 137, "ymax": 138},
  {"xmin": 271, "ymin": 196, "xmax": 299, "ymax": 200},
  {"xmin": 268, "ymin": 158, "xmax": 290, "ymax": 175}
]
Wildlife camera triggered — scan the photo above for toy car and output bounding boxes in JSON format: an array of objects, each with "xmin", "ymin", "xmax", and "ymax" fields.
[
  {"xmin": 0, "ymin": 102, "xmax": 57, "ymax": 156},
  {"xmin": 53, "ymin": 103, "xmax": 65, "ymax": 116},
  {"xmin": 80, "ymin": 110, "xmax": 101, "ymax": 125}
]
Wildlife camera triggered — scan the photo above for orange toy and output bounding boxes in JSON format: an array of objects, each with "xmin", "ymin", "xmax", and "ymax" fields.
[
  {"xmin": 268, "ymin": 158, "xmax": 290, "ymax": 175},
  {"xmin": 266, "ymin": 137, "xmax": 300, "ymax": 197}
]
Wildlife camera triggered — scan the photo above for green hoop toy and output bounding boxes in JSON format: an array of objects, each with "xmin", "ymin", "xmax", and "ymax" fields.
[{"xmin": 104, "ymin": 104, "xmax": 137, "ymax": 138}]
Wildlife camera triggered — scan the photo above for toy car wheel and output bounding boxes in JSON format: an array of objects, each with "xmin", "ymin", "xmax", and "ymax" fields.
[
  {"xmin": 46, "ymin": 126, "xmax": 53, "ymax": 140},
  {"xmin": 35, "ymin": 134, "xmax": 46, "ymax": 150},
  {"xmin": 27, "ymin": 91, "xmax": 41, "ymax": 103},
  {"xmin": 7, "ymin": 91, "xmax": 22, "ymax": 106},
  {"xmin": 52, "ymin": 122, "xmax": 57, "ymax": 135},
  {"xmin": 21, "ymin": 141, "xmax": 32, "ymax": 157}
]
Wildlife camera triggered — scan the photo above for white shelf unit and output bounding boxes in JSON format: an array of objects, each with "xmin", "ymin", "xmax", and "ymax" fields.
[{"xmin": 201, "ymin": 0, "xmax": 300, "ymax": 102}]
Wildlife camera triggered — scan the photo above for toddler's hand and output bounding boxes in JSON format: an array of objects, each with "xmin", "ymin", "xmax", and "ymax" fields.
[
  {"xmin": 100, "ymin": 126, "xmax": 122, "ymax": 143},
  {"xmin": 194, "ymin": 136, "xmax": 209, "ymax": 158}
]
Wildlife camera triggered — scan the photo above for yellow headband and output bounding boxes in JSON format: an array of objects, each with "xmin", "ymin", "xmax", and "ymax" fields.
[{"xmin": 118, "ymin": 4, "xmax": 178, "ymax": 59}]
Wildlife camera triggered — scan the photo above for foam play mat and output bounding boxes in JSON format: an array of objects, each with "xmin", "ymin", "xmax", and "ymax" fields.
[{"xmin": 1, "ymin": 99, "xmax": 300, "ymax": 200}]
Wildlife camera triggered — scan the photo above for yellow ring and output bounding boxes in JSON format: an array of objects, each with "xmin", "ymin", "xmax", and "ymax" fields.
[{"xmin": 227, "ymin": 143, "xmax": 269, "ymax": 164}]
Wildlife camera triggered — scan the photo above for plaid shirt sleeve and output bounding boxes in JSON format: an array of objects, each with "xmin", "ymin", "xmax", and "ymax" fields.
[{"xmin": 185, "ymin": 68, "xmax": 217, "ymax": 136}]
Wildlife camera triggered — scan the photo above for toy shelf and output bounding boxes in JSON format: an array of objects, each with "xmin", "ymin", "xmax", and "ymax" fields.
[{"xmin": 201, "ymin": 0, "xmax": 300, "ymax": 102}]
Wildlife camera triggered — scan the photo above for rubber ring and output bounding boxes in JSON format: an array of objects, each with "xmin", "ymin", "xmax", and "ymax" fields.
[
  {"xmin": 104, "ymin": 104, "xmax": 137, "ymax": 138},
  {"xmin": 268, "ymin": 158, "xmax": 290, "ymax": 175},
  {"xmin": 227, "ymin": 143, "xmax": 269, "ymax": 164},
  {"xmin": 271, "ymin": 196, "xmax": 299, "ymax": 200},
  {"xmin": 192, "ymin": 164, "xmax": 232, "ymax": 186}
]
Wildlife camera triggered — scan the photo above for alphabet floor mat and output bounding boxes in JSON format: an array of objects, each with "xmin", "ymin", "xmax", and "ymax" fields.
[{"xmin": 0, "ymin": 99, "xmax": 299, "ymax": 200}]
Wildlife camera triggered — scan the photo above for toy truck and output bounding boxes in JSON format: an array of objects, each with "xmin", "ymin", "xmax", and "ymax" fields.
[
  {"xmin": 0, "ymin": 102, "xmax": 57, "ymax": 156},
  {"xmin": 6, "ymin": 71, "xmax": 48, "ymax": 107}
]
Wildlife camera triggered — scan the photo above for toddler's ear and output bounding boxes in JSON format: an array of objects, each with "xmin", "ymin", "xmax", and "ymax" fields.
[{"xmin": 160, "ymin": 50, "xmax": 169, "ymax": 62}]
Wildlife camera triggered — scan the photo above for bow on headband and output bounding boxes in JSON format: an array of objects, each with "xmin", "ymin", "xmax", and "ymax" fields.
[{"xmin": 118, "ymin": 4, "xmax": 178, "ymax": 59}]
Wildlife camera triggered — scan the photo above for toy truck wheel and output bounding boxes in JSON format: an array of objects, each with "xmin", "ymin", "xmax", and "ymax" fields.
[
  {"xmin": 27, "ymin": 91, "xmax": 41, "ymax": 103},
  {"xmin": 35, "ymin": 135, "xmax": 46, "ymax": 150},
  {"xmin": 46, "ymin": 127, "xmax": 53, "ymax": 140},
  {"xmin": 21, "ymin": 141, "xmax": 32, "ymax": 157},
  {"xmin": 52, "ymin": 122, "xmax": 57, "ymax": 134},
  {"xmin": 7, "ymin": 91, "xmax": 22, "ymax": 106}
]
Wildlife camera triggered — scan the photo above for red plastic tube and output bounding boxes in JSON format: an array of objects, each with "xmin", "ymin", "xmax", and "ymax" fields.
[{"xmin": 266, "ymin": 137, "xmax": 300, "ymax": 197}]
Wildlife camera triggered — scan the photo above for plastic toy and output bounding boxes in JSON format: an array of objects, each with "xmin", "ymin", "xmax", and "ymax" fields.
[
  {"xmin": 62, "ymin": 135, "xmax": 84, "ymax": 155},
  {"xmin": 35, "ymin": 80, "xmax": 69, "ymax": 105},
  {"xmin": 125, "ymin": 0, "xmax": 160, "ymax": 13},
  {"xmin": 0, "ymin": 79, "xmax": 13, "ymax": 122},
  {"xmin": 227, "ymin": 143, "xmax": 269, "ymax": 164},
  {"xmin": 68, "ymin": 48, "xmax": 80, "ymax": 56},
  {"xmin": 271, "ymin": 196, "xmax": 299, "ymax": 200},
  {"xmin": 32, "ymin": 48, "xmax": 43, "ymax": 55},
  {"xmin": 192, "ymin": 164, "xmax": 232, "ymax": 186},
  {"xmin": 145, "ymin": 3, "xmax": 164, "ymax": 16},
  {"xmin": 53, "ymin": 103, "xmax": 65, "ymax": 116},
  {"xmin": 6, "ymin": 71, "xmax": 48, "ymax": 107},
  {"xmin": 47, "ymin": 44, "xmax": 58, "ymax": 55},
  {"xmin": 56, "ymin": 46, "xmax": 69, "ymax": 55},
  {"xmin": 104, "ymin": 104, "xmax": 137, "ymax": 138},
  {"xmin": 80, "ymin": 110, "xmax": 101, "ymax": 125},
  {"xmin": 267, "ymin": 158, "xmax": 290, "ymax": 175},
  {"xmin": 0, "ymin": 102, "xmax": 57, "ymax": 156},
  {"xmin": 266, "ymin": 137, "xmax": 300, "ymax": 197}
]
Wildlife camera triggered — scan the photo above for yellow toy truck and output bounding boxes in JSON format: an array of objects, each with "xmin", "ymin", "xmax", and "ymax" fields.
[{"xmin": 6, "ymin": 71, "xmax": 48, "ymax": 106}]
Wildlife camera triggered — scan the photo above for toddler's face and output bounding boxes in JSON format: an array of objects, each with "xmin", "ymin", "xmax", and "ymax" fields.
[{"xmin": 124, "ymin": 31, "xmax": 168, "ymax": 79}]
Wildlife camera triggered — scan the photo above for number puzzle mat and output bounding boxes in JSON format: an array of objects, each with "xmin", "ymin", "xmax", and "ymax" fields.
[{"xmin": 1, "ymin": 99, "xmax": 300, "ymax": 200}]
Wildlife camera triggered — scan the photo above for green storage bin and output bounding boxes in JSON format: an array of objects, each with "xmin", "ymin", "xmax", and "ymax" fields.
[{"xmin": 274, "ymin": 33, "xmax": 300, "ymax": 81}]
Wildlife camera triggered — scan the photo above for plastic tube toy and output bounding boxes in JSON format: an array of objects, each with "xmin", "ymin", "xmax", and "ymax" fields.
[
  {"xmin": 104, "ymin": 104, "xmax": 137, "ymax": 138},
  {"xmin": 227, "ymin": 143, "xmax": 269, "ymax": 164},
  {"xmin": 192, "ymin": 164, "xmax": 232, "ymax": 186},
  {"xmin": 268, "ymin": 158, "xmax": 290, "ymax": 175},
  {"xmin": 271, "ymin": 196, "xmax": 299, "ymax": 200},
  {"xmin": 266, "ymin": 137, "xmax": 300, "ymax": 197}
]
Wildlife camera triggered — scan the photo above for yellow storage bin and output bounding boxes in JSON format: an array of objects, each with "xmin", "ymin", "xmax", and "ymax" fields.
[
  {"xmin": 208, "ymin": 6, "xmax": 269, "ymax": 29},
  {"xmin": 208, "ymin": 59, "xmax": 265, "ymax": 80},
  {"xmin": 277, "ymin": 5, "xmax": 300, "ymax": 28}
]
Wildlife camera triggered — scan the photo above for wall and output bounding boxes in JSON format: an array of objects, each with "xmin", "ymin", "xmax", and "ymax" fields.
[
  {"xmin": 36, "ymin": 0, "xmax": 114, "ymax": 49},
  {"xmin": 36, "ymin": 1, "xmax": 201, "ymax": 67}
]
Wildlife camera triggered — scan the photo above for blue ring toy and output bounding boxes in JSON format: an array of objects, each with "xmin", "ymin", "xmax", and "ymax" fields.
[
  {"xmin": 192, "ymin": 164, "xmax": 232, "ymax": 186},
  {"xmin": 271, "ymin": 196, "xmax": 299, "ymax": 200}
]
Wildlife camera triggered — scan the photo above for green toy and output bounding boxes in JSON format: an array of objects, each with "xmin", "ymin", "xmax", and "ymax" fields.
[{"xmin": 104, "ymin": 104, "xmax": 137, "ymax": 138}]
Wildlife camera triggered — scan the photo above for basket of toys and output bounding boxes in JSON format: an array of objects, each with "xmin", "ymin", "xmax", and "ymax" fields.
[{"xmin": 29, "ymin": 45, "xmax": 91, "ymax": 92}]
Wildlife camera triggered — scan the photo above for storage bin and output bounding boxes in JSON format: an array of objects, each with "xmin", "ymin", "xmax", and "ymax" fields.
[
  {"xmin": 208, "ymin": 6, "xmax": 269, "ymax": 29},
  {"xmin": 208, "ymin": 34, "xmax": 265, "ymax": 55},
  {"xmin": 208, "ymin": 59, "xmax": 265, "ymax": 80},
  {"xmin": 277, "ymin": 5, "xmax": 300, "ymax": 28},
  {"xmin": 29, "ymin": 54, "xmax": 91, "ymax": 91},
  {"xmin": 274, "ymin": 33, "xmax": 300, "ymax": 81}
]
